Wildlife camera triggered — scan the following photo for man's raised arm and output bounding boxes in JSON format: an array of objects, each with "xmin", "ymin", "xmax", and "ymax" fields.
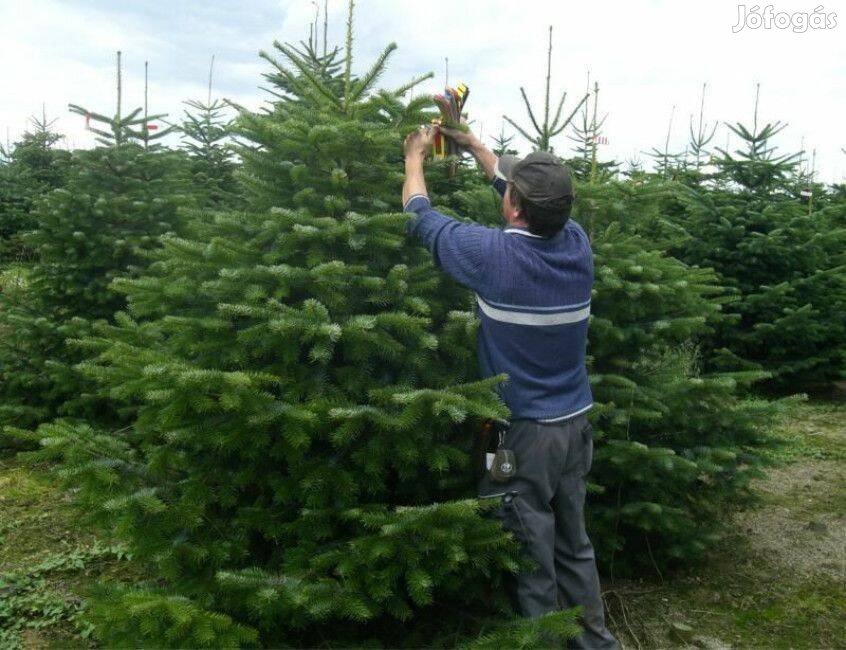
[
  {"xmin": 439, "ymin": 126, "xmax": 504, "ymax": 196},
  {"xmin": 402, "ymin": 126, "xmax": 434, "ymax": 207},
  {"xmin": 401, "ymin": 125, "xmax": 497, "ymax": 293}
]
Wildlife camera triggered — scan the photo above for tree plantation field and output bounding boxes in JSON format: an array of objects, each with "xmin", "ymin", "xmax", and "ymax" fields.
[
  {"xmin": 1, "ymin": 3, "xmax": 844, "ymax": 648},
  {"xmin": 2, "ymin": 401, "xmax": 843, "ymax": 648}
]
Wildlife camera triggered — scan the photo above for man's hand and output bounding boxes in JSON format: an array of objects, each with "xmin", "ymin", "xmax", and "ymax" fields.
[
  {"xmin": 438, "ymin": 125, "xmax": 480, "ymax": 151},
  {"xmin": 439, "ymin": 125, "xmax": 498, "ymax": 182},
  {"xmin": 403, "ymin": 125, "xmax": 436, "ymax": 161}
]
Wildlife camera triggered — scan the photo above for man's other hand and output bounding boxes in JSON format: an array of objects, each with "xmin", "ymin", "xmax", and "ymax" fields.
[
  {"xmin": 403, "ymin": 125, "xmax": 436, "ymax": 161},
  {"xmin": 438, "ymin": 125, "xmax": 479, "ymax": 150}
]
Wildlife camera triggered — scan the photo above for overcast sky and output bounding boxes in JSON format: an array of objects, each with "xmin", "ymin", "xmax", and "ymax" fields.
[{"xmin": 1, "ymin": 0, "xmax": 844, "ymax": 181}]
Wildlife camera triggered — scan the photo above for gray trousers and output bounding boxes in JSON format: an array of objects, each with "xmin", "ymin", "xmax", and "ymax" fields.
[{"xmin": 478, "ymin": 414, "xmax": 620, "ymax": 650}]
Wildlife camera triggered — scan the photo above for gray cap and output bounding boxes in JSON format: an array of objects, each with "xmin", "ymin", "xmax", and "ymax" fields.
[{"xmin": 495, "ymin": 151, "xmax": 574, "ymax": 208}]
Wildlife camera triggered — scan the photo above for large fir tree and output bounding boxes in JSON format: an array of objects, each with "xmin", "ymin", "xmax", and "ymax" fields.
[
  {"xmin": 10, "ymin": 17, "xmax": 581, "ymax": 648},
  {"xmin": 0, "ymin": 58, "xmax": 192, "ymax": 443}
]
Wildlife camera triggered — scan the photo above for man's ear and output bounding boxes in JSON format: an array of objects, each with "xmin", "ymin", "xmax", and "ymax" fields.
[{"xmin": 504, "ymin": 191, "xmax": 521, "ymax": 221}]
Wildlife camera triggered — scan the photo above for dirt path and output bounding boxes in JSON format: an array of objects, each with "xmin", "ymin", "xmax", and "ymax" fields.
[{"xmin": 604, "ymin": 401, "xmax": 846, "ymax": 649}]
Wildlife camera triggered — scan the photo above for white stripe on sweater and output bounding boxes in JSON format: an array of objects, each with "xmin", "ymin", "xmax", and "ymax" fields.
[{"xmin": 476, "ymin": 295, "xmax": 590, "ymax": 326}]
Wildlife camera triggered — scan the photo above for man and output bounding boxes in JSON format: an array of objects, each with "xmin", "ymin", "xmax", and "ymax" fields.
[{"xmin": 401, "ymin": 124, "xmax": 619, "ymax": 650}]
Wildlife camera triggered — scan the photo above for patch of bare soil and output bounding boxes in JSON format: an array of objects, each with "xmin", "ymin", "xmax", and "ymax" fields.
[{"xmin": 739, "ymin": 458, "xmax": 845, "ymax": 583}]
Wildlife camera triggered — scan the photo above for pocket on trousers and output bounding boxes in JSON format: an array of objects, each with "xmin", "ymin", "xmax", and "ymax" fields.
[
  {"xmin": 580, "ymin": 422, "xmax": 594, "ymax": 475},
  {"xmin": 495, "ymin": 492, "xmax": 530, "ymax": 546}
]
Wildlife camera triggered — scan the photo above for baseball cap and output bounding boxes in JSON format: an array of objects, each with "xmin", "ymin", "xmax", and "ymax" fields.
[{"xmin": 495, "ymin": 151, "xmax": 574, "ymax": 208}]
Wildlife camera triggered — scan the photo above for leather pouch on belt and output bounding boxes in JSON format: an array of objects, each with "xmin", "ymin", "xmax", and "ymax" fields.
[{"xmin": 488, "ymin": 422, "xmax": 517, "ymax": 483}]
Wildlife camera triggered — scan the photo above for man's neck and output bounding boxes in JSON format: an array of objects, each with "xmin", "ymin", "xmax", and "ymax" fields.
[{"xmin": 505, "ymin": 217, "xmax": 531, "ymax": 230}]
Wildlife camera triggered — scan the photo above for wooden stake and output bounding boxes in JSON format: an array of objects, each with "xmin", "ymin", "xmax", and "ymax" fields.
[
  {"xmin": 695, "ymin": 83, "xmax": 706, "ymax": 169},
  {"xmin": 543, "ymin": 25, "xmax": 552, "ymax": 147},
  {"xmin": 208, "ymin": 54, "xmax": 216, "ymax": 106},
  {"xmin": 808, "ymin": 148, "xmax": 816, "ymax": 215},
  {"xmin": 116, "ymin": 50, "xmax": 123, "ymax": 144},
  {"xmin": 144, "ymin": 60, "xmax": 149, "ymax": 149},
  {"xmin": 663, "ymin": 104, "xmax": 675, "ymax": 179},
  {"xmin": 343, "ymin": 0, "xmax": 354, "ymax": 111},
  {"xmin": 590, "ymin": 83, "xmax": 600, "ymax": 183}
]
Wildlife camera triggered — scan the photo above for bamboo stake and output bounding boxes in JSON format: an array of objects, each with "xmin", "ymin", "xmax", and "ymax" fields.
[{"xmin": 116, "ymin": 50, "xmax": 122, "ymax": 144}]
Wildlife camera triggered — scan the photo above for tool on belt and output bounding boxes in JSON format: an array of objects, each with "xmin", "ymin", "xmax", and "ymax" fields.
[
  {"xmin": 431, "ymin": 82, "xmax": 470, "ymax": 160},
  {"xmin": 477, "ymin": 419, "xmax": 517, "ymax": 483}
]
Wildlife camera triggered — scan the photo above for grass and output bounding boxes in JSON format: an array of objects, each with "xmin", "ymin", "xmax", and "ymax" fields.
[
  {"xmin": 760, "ymin": 401, "xmax": 846, "ymax": 463},
  {"xmin": 0, "ymin": 459, "xmax": 134, "ymax": 649},
  {"xmin": 1, "ymin": 399, "xmax": 843, "ymax": 648}
]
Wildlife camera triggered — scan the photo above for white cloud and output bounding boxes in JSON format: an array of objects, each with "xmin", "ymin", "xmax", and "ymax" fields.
[{"xmin": 1, "ymin": 0, "xmax": 843, "ymax": 181}]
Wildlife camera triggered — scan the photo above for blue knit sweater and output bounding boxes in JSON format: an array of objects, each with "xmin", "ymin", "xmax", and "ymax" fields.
[{"xmin": 404, "ymin": 178, "xmax": 593, "ymax": 422}]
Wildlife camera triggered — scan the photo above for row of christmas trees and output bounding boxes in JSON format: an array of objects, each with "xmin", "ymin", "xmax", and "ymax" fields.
[{"xmin": 0, "ymin": 6, "xmax": 844, "ymax": 647}]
